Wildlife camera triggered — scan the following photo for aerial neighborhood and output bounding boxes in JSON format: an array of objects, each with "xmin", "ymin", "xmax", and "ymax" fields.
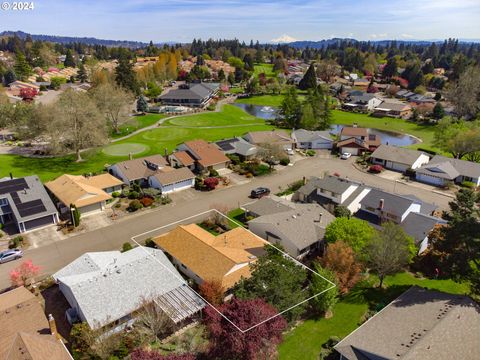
[{"xmin": 0, "ymin": 7, "xmax": 480, "ymax": 360}]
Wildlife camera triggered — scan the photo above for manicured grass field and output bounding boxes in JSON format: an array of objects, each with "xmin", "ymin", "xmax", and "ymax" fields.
[
  {"xmin": 111, "ymin": 113, "xmax": 168, "ymax": 139},
  {"xmin": 254, "ymin": 63, "xmax": 276, "ymax": 78},
  {"xmin": 278, "ymin": 272, "xmax": 469, "ymax": 360},
  {"xmin": 162, "ymin": 105, "xmax": 263, "ymax": 127},
  {"xmin": 0, "ymin": 106, "xmax": 273, "ymax": 182}
]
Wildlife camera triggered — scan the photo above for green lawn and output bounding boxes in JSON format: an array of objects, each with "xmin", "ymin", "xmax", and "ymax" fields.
[
  {"xmin": 227, "ymin": 208, "xmax": 246, "ymax": 228},
  {"xmin": 0, "ymin": 107, "xmax": 273, "ymax": 182},
  {"xmin": 254, "ymin": 63, "xmax": 276, "ymax": 78},
  {"xmin": 111, "ymin": 113, "xmax": 168, "ymax": 139},
  {"xmin": 278, "ymin": 272, "xmax": 469, "ymax": 360}
]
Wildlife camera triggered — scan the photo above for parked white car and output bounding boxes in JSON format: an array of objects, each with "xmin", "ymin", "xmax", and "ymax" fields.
[
  {"xmin": 341, "ymin": 152, "xmax": 352, "ymax": 160},
  {"xmin": 286, "ymin": 148, "xmax": 295, "ymax": 156}
]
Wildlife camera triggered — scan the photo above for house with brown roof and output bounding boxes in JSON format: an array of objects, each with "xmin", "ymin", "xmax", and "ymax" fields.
[
  {"xmin": 244, "ymin": 130, "xmax": 294, "ymax": 150},
  {"xmin": 46, "ymin": 174, "xmax": 123, "ymax": 216},
  {"xmin": 168, "ymin": 151, "xmax": 196, "ymax": 170},
  {"xmin": 108, "ymin": 154, "xmax": 195, "ymax": 193},
  {"xmin": 0, "ymin": 286, "xmax": 71, "ymax": 360},
  {"xmin": 175, "ymin": 139, "xmax": 230, "ymax": 173},
  {"xmin": 154, "ymin": 224, "xmax": 266, "ymax": 290},
  {"xmin": 374, "ymin": 101, "xmax": 412, "ymax": 119},
  {"xmin": 337, "ymin": 126, "xmax": 381, "ymax": 155}
]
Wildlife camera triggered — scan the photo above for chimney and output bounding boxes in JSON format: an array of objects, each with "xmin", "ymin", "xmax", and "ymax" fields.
[
  {"xmin": 303, "ymin": 176, "xmax": 306, "ymax": 185},
  {"xmin": 128, "ymin": 152, "xmax": 133, "ymax": 160},
  {"xmin": 379, "ymin": 198, "xmax": 384, "ymax": 210},
  {"xmin": 48, "ymin": 314, "xmax": 60, "ymax": 340}
]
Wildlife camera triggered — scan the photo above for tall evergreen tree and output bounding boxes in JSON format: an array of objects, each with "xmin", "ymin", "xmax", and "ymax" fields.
[
  {"xmin": 14, "ymin": 52, "xmax": 31, "ymax": 81},
  {"xmin": 299, "ymin": 63, "xmax": 317, "ymax": 90},
  {"xmin": 115, "ymin": 55, "xmax": 140, "ymax": 95},
  {"xmin": 382, "ymin": 57, "xmax": 398, "ymax": 79},
  {"xmin": 64, "ymin": 49, "xmax": 76, "ymax": 67},
  {"xmin": 77, "ymin": 62, "xmax": 88, "ymax": 83},
  {"xmin": 279, "ymin": 86, "xmax": 302, "ymax": 128},
  {"xmin": 136, "ymin": 95, "xmax": 148, "ymax": 113}
]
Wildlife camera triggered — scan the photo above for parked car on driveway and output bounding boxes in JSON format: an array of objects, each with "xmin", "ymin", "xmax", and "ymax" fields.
[
  {"xmin": 286, "ymin": 148, "xmax": 295, "ymax": 156},
  {"xmin": 250, "ymin": 187, "xmax": 271, "ymax": 198},
  {"xmin": 341, "ymin": 152, "xmax": 352, "ymax": 160},
  {"xmin": 0, "ymin": 249, "xmax": 24, "ymax": 264}
]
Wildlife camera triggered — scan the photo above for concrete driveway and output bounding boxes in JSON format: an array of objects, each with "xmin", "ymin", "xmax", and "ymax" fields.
[{"xmin": 0, "ymin": 156, "xmax": 455, "ymax": 290}]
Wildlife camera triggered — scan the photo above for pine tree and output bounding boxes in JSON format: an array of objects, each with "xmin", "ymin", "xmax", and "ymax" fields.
[
  {"xmin": 279, "ymin": 86, "xmax": 302, "ymax": 128},
  {"xmin": 115, "ymin": 55, "xmax": 140, "ymax": 95},
  {"xmin": 299, "ymin": 63, "xmax": 317, "ymax": 90},
  {"xmin": 77, "ymin": 62, "xmax": 88, "ymax": 83},
  {"xmin": 218, "ymin": 68, "xmax": 226, "ymax": 82},
  {"xmin": 64, "ymin": 49, "xmax": 76, "ymax": 67},
  {"xmin": 4, "ymin": 69, "xmax": 16, "ymax": 85},
  {"xmin": 136, "ymin": 95, "xmax": 148, "ymax": 113},
  {"xmin": 14, "ymin": 52, "xmax": 31, "ymax": 81},
  {"xmin": 382, "ymin": 57, "xmax": 398, "ymax": 79},
  {"xmin": 432, "ymin": 102, "xmax": 445, "ymax": 120}
]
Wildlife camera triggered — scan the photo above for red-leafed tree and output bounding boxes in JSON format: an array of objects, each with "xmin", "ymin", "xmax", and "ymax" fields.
[
  {"xmin": 204, "ymin": 177, "xmax": 219, "ymax": 190},
  {"xmin": 199, "ymin": 279, "xmax": 224, "ymax": 306},
  {"xmin": 10, "ymin": 260, "xmax": 40, "ymax": 287},
  {"xmin": 131, "ymin": 349, "xmax": 196, "ymax": 360},
  {"xmin": 20, "ymin": 87, "xmax": 38, "ymax": 101},
  {"xmin": 204, "ymin": 298, "xmax": 287, "ymax": 360},
  {"xmin": 321, "ymin": 241, "xmax": 362, "ymax": 294}
]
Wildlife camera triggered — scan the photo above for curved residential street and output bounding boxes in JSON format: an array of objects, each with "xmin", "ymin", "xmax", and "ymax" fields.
[{"xmin": 0, "ymin": 155, "xmax": 453, "ymax": 290}]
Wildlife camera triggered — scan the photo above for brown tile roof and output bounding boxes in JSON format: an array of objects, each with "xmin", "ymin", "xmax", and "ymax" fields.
[
  {"xmin": 340, "ymin": 127, "xmax": 368, "ymax": 137},
  {"xmin": 151, "ymin": 167, "xmax": 195, "ymax": 186},
  {"xmin": 154, "ymin": 224, "xmax": 266, "ymax": 289},
  {"xmin": 337, "ymin": 137, "xmax": 369, "ymax": 149},
  {"xmin": 0, "ymin": 287, "xmax": 71, "ymax": 360},
  {"xmin": 46, "ymin": 174, "xmax": 114, "ymax": 208},
  {"xmin": 184, "ymin": 140, "xmax": 229, "ymax": 167},
  {"xmin": 172, "ymin": 151, "xmax": 195, "ymax": 166},
  {"xmin": 114, "ymin": 155, "xmax": 168, "ymax": 182},
  {"xmin": 78, "ymin": 173, "xmax": 123, "ymax": 189}
]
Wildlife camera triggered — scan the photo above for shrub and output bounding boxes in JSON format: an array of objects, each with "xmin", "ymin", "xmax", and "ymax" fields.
[
  {"xmin": 160, "ymin": 195, "xmax": 172, "ymax": 205},
  {"xmin": 204, "ymin": 177, "xmax": 219, "ymax": 190},
  {"xmin": 128, "ymin": 200, "xmax": 143, "ymax": 212},
  {"xmin": 194, "ymin": 177, "xmax": 206, "ymax": 190},
  {"xmin": 8, "ymin": 236, "xmax": 24, "ymax": 249},
  {"xmin": 368, "ymin": 164, "xmax": 383, "ymax": 173},
  {"xmin": 111, "ymin": 191, "xmax": 121, "ymax": 198},
  {"xmin": 209, "ymin": 169, "xmax": 219, "ymax": 177},
  {"xmin": 334, "ymin": 205, "xmax": 351, "ymax": 218},
  {"xmin": 279, "ymin": 157, "xmax": 290, "ymax": 166},
  {"xmin": 461, "ymin": 181, "xmax": 477, "ymax": 189},
  {"xmin": 142, "ymin": 188, "xmax": 162, "ymax": 198},
  {"xmin": 306, "ymin": 149, "xmax": 316, "ymax": 157},
  {"xmin": 140, "ymin": 197, "xmax": 154, "ymax": 207},
  {"xmin": 114, "ymin": 203, "xmax": 121, "ymax": 209},
  {"xmin": 227, "ymin": 154, "xmax": 241, "ymax": 165},
  {"xmin": 121, "ymin": 242, "xmax": 133, "ymax": 252},
  {"xmin": 128, "ymin": 191, "xmax": 140, "ymax": 199}
]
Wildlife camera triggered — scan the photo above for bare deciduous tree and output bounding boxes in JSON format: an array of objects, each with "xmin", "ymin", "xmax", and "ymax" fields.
[
  {"xmin": 133, "ymin": 298, "xmax": 174, "ymax": 343},
  {"xmin": 447, "ymin": 66, "xmax": 480, "ymax": 119}
]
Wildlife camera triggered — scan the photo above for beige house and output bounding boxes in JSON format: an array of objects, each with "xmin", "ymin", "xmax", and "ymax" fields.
[{"xmin": 46, "ymin": 174, "xmax": 123, "ymax": 216}]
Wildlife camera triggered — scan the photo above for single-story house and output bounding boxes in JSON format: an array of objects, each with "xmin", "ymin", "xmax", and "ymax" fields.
[
  {"xmin": 415, "ymin": 155, "xmax": 480, "ymax": 186},
  {"xmin": 353, "ymin": 78, "xmax": 370, "ymax": 87},
  {"xmin": 401, "ymin": 212, "xmax": 447, "ymax": 254},
  {"xmin": 215, "ymin": 137, "xmax": 258, "ymax": 159},
  {"xmin": 343, "ymin": 94, "xmax": 382, "ymax": 112},
  {"xmin": 175, "ymin": 139, "xmax": 230, "ymax": 173},
  {"xmin": 340, "ymin": 126, "xmax": 367, "ymax": 141},
  {"xmin": 0, "ymin": 176, "xmax": 59, "ymax": 233},
  {"xmin": 148, "ymin": 167, "xmax": 195, "ymax": 194},
  {"xmin": 168, "ymin": 151, "xmax": 196, "ymax": 170},
  {"xmin": 53, "ymin": 247, "xmax": 204, "ymax": 330},
  {"xmin": 243, "ymin": 195, "xmax": 295, "ymax": 218},
  {"xmin": 396, "ymin": 89, "xmax": 415, "ymax": 99},
  {"xmin": 45, "ymin": 174, "xmax": 123, "ymax": 216},
  {"xmin": 154, "ymin": 224, "xmax": 266, "ymax": 290},
  {"xmin": 335, "ymin": 286, "xmax": 480, "ymax": 360},
  {"xmin": 8, "ymin": 80, "xmax": 40, "ymax": 96},
  {"xmin": 108, "ymin": 155, "xmax": 169, "ymax": 186},
  {"xmin": 248, "ymin": 203, "xmax": 335, "ymax": 259},
  {"xmin": 373, "ymin": 101, "xmax": 412, "ymax": 119},
  {"xmin": 295, "ymin": 175, "xmax": 371, "ymax": 214},
  {"xmin": 159, "ymin": 83, "xmax": 219, "ymax": 108},
  {"xmin": 0, "ymin": 286, "xmax": 72, "ymax": 360},
  {"xmin": 244, "ymin": 130, "xmax": 294, "ymax": 150},
  {"xmin": 370, "ymin": 144, "xmax": 431, "ymax": 172},
  {"xmin": 291, "ymin": 129, "xmax": 334, "ymax": 150},
  {"xmin": 337, "ymin": 135, "xmax": 380, "ymax": 155}
]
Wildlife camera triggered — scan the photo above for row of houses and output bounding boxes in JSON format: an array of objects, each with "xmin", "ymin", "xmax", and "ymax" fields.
[
  {"xmin": 371, "ymin": 144, "xmax": 480, "ymax": 186},
  {"xmin": 343, "ymin": 92, "xmax": 413, "ymax": 119}
]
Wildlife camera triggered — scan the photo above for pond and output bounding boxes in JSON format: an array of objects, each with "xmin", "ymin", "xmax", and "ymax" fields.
[{"xmin": 234, "ymin": 103, "xmax": 420, "ymax": 146}]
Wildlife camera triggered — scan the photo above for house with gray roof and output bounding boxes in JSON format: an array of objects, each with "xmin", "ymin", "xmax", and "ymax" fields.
[
  {"xmin": 291, "ymin": 129, "xmax": 334, "ymax": 150},
  {"xmin": 215, "ymin": 137, "xmax": 258, "ymax": 160},
  {"xmin": 53, "ymin": 247, "xmax": 204, "ymax": 330},
  {"xmin": 243, "ymin": 195, "xmax": 295, "ymax": 217},
  {"xmin": 159, "ymin": 83, "xmax": 219, "ymax": 108},
  {"xmin": 335, "ymin": 286, "xmax": 480, "ymax": 360},
  {"xmin": 0, "ymin": 175, "xmax": 58, "ymax": 233},
  {"xmin": 415, "ymin": 155, "xmax": 480, "ymax": 186},
  {"xmin": 343, "ymin": 93, "xmax": 382, "ymax": 112},
  {"xmin": 401, "ymin": 212, "xmax": 446, "ymax": 254},
  {"xmin": 371, "ymin": 144, "xmax": 431, "ymax": 172},
  {"xmin": 247, "ymin": 203, "xmax": 335, "ymax": 259}
]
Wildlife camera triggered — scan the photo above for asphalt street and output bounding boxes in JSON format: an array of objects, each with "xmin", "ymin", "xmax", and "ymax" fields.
[{"xmin": 0, "ymin": 156, "xmax": 453, "ymax": 290}]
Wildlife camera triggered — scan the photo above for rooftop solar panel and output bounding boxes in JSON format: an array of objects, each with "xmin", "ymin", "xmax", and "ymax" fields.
[
  {"xmin": 216, "ymin": 138, "xmax": 237, "ymax": 151},
  {"xmin": 0, "ymin": 178, "xmax": 28, "ymax": 195},
  {"xmin": 16, "ymin": 199, "xmax": 47, "ymax": 217}
]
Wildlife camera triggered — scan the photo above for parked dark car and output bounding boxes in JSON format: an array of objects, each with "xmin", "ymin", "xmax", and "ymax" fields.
[
  {"xmin": 250, "ymin": 187, "xmax": 271, "ymax": 198},
  {"xmin": 0, "ymin": 248, "xmax": 24, "ymax": 264}
]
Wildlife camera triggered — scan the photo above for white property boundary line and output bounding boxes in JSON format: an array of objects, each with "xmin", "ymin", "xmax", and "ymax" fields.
[{"xmin": 131, "ymin": 209, "xmax": 336, "ymax": 333}]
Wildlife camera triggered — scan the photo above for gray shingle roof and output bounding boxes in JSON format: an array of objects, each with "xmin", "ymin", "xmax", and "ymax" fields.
[
  {"xmin": 53, "ymin": 247, "xmax": 203, "ymax": 329},
  {"xmin": 335, "ymin": 286, "xmax": 480, "ymax": 360},
  {"xmin": 160, "ymin": 83, "xmax": 218, "ymax": 101},
  {"xmin": 371, "ymin": 144, "xmax": 428, "ymax": 166},
  {"xmin": 292, "ymin": 129, "xmax": 333, "ymax": 143},
  {"xmin": 417, "ymin": 155, "xmax": 480, "ymax": 180},
  {"xmin": 313, "ymin": 175, "xmax": 361, "ymax": 194},
  {"xmin": 243, "ymin": 195, "xmax": 295, "ymax": 217},
  {"xmin": 248, "ymin": 203, "xmax": 335, "ymax": 250},
  {"xmin": 401, "ymin": 212, "xmax": 446, "ymax": 244},
  {"xmin": 360, "ymin": 189, "xmax": 419, "ymax": 216}
]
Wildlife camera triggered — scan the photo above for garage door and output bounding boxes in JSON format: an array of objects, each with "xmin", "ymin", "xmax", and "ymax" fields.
[
  {"xmin": 386, "ymin": 161, "xmax": 408, "ymax": 172},
  {"xmin": 342, "ymin": 147, "xmax": 359, "ymax": 155},
  {"xmin": 416, "ymin": 173, "xmax": 444, "ymax": 186},
  {"xmin": 23, "ymin": 215, "xmax": 55, "ymax": 231},
  {"xmin": 79, "ymin": 202, "xmax": 103, "ymax": 216}
]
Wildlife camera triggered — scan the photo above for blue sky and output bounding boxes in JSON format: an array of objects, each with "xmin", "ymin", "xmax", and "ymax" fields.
[{"xmin": 1, "ymin": 0, "xmax": 479, "ymax": 43}]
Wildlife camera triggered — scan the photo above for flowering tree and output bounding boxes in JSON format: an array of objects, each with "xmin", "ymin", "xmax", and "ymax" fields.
[
  {"xmin": 10, "ymin": 260, "xmax": 40, "ymax": 287},
  {"xmin": 199, "ymin": 279, "xmax": 224, "ymax": 306},
  {"xmin": 19, "ymin": 87, "xmax": 38, "ymax": 101},
  {"xmin": 204, "ymin": 177, "xmax": 219, "ymax": 190},
  {"xmin": 204, "ymin": 298, "xmax": 287, "ymax": 360}
]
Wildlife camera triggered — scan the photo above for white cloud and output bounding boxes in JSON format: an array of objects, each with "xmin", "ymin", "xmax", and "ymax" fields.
[
  {"xmin": 271, "ymin": 34, "xmax": 298, "ymax": 43},
  {"xmin": 400, "ymin": 33, "xmax": 414, "ymax": 38},
  {"xmin": 369, "ymin": 33, "xmax": 388, "ymax": 39}
]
